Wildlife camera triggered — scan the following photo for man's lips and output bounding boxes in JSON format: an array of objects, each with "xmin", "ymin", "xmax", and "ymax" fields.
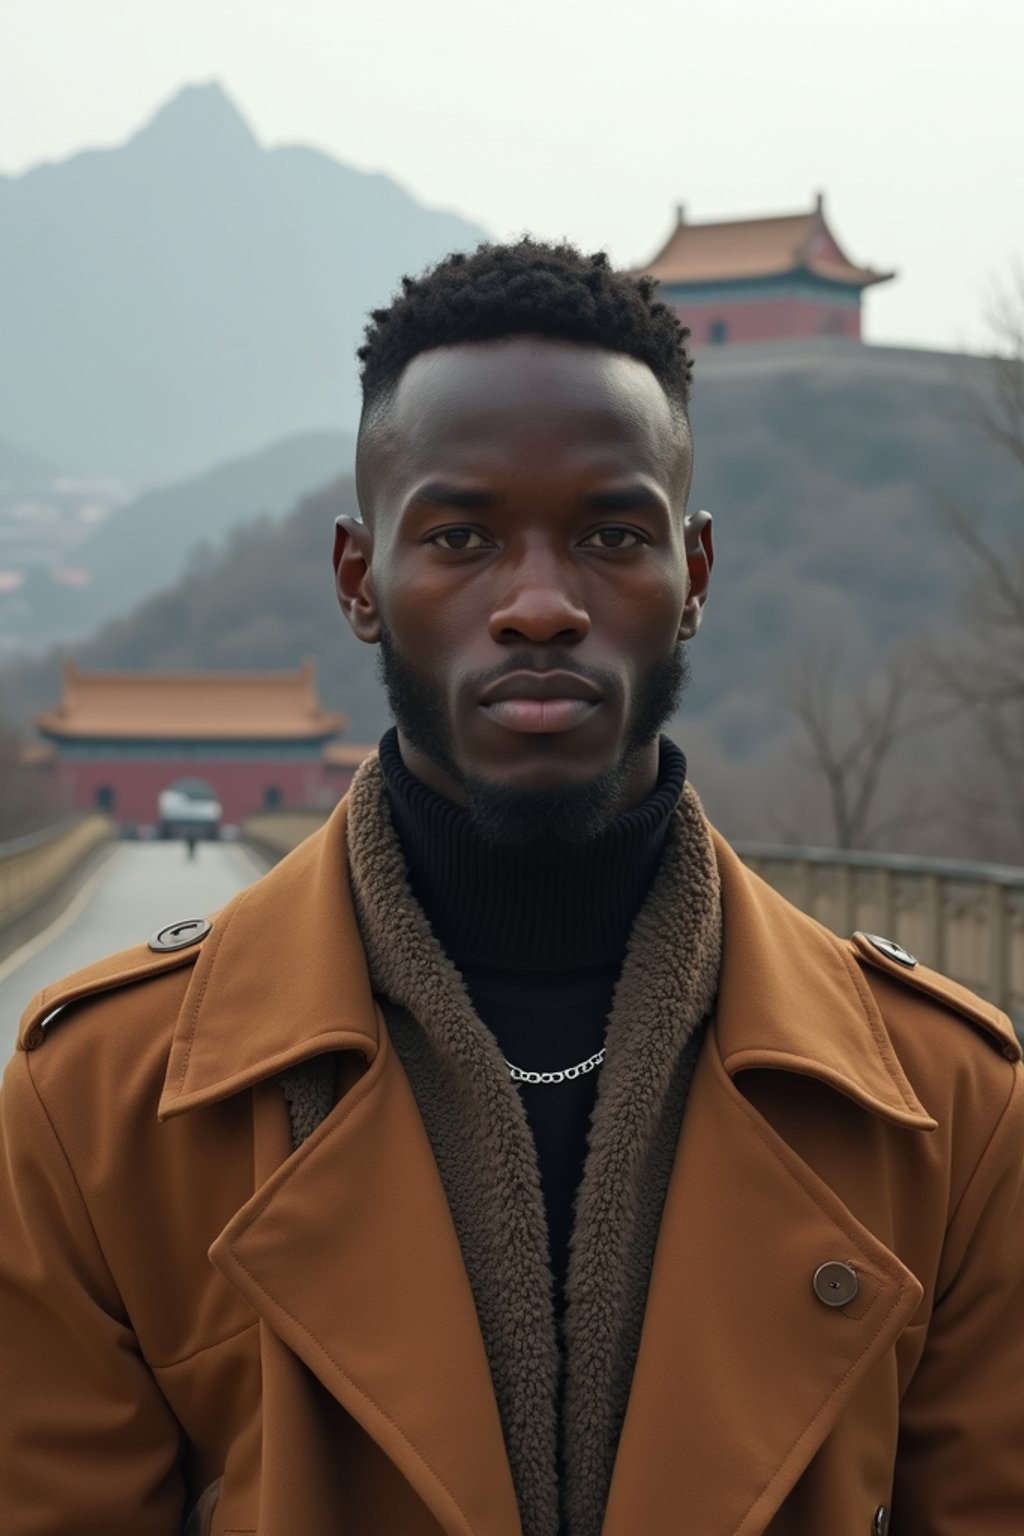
[{"xmin": 478, "ymin": 672, "xmax": 603, "ymax": 734}]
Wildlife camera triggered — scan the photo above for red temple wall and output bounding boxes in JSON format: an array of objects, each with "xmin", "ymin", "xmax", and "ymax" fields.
[
  {"xmin": 52, "ymin": 755, "xmax": 358, "ymax": 829},
  {"xmin": 674, "ymin": 295, "xmax": 861, "ymax": 346}
]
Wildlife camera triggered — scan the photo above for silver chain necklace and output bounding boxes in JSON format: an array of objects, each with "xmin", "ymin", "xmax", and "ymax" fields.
[{"xmin": 502, "ymin": 1047, "xmax": 606, "ymax": 1086}]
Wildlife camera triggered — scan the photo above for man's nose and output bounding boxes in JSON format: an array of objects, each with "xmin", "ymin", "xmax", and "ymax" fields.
[{"xmin": 487, "ymin": 551, "xmax": 590, "ymax": 646}]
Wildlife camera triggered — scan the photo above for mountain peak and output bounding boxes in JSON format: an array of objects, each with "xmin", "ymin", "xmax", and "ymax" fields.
[{"xmin": 133, "ymin": 82, "xmax": 259, "ymax": 156}]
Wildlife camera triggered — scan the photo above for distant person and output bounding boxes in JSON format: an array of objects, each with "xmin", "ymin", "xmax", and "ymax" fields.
[
  {"xmin": 184, "ymin": 832, "xmax": 198, "ymax": 860},
  {"xmin": 2, "ymin": 240, "xmax": 1022, "ymax": 1533}
]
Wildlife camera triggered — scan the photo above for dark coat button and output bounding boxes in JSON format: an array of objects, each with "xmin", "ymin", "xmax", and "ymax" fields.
[
  {"xmin": 812, "ymin": 1261, "xmax": 859, "ymax": 1307},
  {"xmin": 872, "ymin": 1507, "xmax": 890, "ymax": 1535},
  {"xmin": 863, "ymin": 932, "xmax": 917, "ymax": 968},
  {"xmin": 148, "ymin": 917, "xmax": 213, "ymax": 953}
]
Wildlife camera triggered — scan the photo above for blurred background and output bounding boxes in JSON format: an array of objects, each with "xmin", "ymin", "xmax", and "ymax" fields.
[{"xmin": 1, "ymin": 0, "xmax": 1023, "ymax": 1034}]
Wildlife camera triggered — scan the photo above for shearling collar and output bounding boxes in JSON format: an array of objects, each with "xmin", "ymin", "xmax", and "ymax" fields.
[{"xmin": 344, "ymin": 752, "xmax": 724, "ymax": 1536}]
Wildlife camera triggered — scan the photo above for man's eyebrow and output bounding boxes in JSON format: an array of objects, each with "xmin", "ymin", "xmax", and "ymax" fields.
[
  {"xmin": 582, "ymin": 485, "xmax": 668, "ymax": 513},
  {"xmin": 408, "ymin": 482, "xmax": 498, "ymax": 510},
  {"xmin": 406, "ymin": 481, "xmax": 668, "ymax": 515}
]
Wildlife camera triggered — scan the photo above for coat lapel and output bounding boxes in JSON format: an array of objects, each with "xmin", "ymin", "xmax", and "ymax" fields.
[
  {"xmin": 157, "ymin": 795, "xmax": 520, "ymax": 1536},
  {"xmin": 208, "ymin": 1023, "xmax": 520, "ymax": 1536},
  {"xmin": 605, "ymin": 832, "xmax": 932, "ymax": 1535}
]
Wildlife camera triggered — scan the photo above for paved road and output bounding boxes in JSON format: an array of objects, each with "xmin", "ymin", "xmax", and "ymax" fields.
[{"xmin": 0, "ymin": 841, "xmax": 265, "ymax": 1066}]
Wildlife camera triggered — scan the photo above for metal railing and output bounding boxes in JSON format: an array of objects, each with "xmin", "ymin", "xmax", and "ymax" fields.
[
  {"xmin": 735, "ymin": 842, "xmax": 1024, "ymax": 1030},
  {"xmin": 0, "ymin": 814, "xmax": 114, "ymax": 933}
]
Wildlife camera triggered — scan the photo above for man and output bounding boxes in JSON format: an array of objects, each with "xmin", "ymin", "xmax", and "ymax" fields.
[{"xmin": 1, "ymin": 239, "xmax": 1022, "ymax": 1536}]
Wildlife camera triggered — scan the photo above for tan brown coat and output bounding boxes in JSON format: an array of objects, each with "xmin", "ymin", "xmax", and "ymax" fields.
[{"xmin": 1, "ymin": 789, "xmax": 1022, "ymax": 1535}]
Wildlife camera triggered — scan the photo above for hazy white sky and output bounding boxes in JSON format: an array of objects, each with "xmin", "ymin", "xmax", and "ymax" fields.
[{"xmin": 2, "ymin": 0, "xmax": 1021, "ymax": 351}]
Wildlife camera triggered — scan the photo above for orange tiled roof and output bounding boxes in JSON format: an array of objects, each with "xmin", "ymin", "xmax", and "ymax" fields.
[
  {"xmin": 35, "ymin": 660, "xmax": 347, "ymax": 741},
  {"xmin": 639, "ymin": 197, "xmax": 894, "ymax": 289}
]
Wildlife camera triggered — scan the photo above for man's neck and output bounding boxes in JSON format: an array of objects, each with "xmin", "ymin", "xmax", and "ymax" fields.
[{"xmin": 377, "ymin": 728, "xmax": 687, "ymax": 973}]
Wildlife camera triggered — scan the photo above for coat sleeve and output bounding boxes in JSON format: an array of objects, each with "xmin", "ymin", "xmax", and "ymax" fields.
[
  {"xmin": 893, "ymin": 1060, "xmax": 1024, "ymax": 1533},
  {"xmin": 0, "ymin": 1047, "xmax": 186, "ymax": 1534}
]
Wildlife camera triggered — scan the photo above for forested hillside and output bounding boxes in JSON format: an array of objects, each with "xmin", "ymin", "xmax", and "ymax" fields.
[{"xmin": 5, "ymin": 429, "xmax": 353, "ymax": 652}]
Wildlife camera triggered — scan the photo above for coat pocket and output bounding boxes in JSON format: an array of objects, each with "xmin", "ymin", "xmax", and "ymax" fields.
[{"xmin": 183, "ymin": 1478, "xmax": 222, "ymax": 1536}]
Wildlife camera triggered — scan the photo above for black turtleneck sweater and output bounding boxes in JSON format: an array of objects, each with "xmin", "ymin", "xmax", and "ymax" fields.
[{"xmin": 378, "ymin": 728, "xmax": 687, "ymax": 1308}]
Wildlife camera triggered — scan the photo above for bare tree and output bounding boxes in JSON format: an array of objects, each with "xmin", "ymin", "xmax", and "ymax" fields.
[
  {"xmin": 932, "ymin": 267, "xmax": 1024, "ymax": 859},
  {"xmin": 962, "ymin": 263, "xmax": 1024, "ymax": 474},
  {"xmin": 777, "ymin": 641, "xmax": 949, "ymax": 850}
]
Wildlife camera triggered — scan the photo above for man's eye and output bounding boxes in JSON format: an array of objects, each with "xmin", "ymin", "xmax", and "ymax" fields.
[
  {"xmin": 580, "ymin": 527, "xmax": 646, "ymax": 550},
  {"xmin": 428, "ymin": 528, "xmax": 488, "ymax": 551}
]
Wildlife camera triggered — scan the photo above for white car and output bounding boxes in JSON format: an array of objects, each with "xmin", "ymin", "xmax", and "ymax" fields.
[{"xmin": 157, "ymin": 779, "xmax": 222, "ymax": 840}]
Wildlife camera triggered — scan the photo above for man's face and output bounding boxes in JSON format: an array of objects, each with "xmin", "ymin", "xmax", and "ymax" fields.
[{"xmin": 335, "ymin": 336, "xmax": 713, "ymax": 846}]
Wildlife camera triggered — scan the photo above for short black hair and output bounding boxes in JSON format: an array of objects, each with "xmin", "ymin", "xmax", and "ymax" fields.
[{"xmin": 357, "ymin": 236, "xmax": 693, "ymax": 424}]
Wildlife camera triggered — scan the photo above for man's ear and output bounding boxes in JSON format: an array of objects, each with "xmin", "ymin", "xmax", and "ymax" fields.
[
  {"xmin": 679, "ymin": 509, "xmax": 713, "ymax": 641},
  {"xmin": 333, "ymin": 516, "xmax": 381, "ymax": 644}
]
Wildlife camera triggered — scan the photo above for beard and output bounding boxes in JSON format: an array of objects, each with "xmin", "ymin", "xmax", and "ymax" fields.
[{"xmin": 375, "ymin": 629, "xmax": 690, "ymax": 850}]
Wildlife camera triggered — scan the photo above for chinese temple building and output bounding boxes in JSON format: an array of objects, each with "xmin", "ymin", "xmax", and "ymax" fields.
[
  {"xmin": 32, "ymin": 659, "xmax": 373, "ymax": 829},
  {"xmin": 638, "ymin": 193, "xmax": 894, "ymax": 346}
]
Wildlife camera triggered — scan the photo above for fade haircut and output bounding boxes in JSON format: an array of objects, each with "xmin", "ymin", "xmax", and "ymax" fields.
[{"xmin": 355, "ymin": 237, "xmax": 693, "ymax": 498}]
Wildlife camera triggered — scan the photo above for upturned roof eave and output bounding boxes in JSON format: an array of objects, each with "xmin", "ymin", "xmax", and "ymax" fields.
[
  {"xmin": 649, "ymin": 260, "xmax": 897, "ymax": 291},
  {"xmin": 828, "ymin": 265, "xmax": 896, "ymax": 289}
]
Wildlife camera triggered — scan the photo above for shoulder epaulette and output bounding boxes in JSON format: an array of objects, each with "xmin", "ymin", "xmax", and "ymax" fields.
[
  {"xmin": 850, "ymin": 930, "xmax": 1021, "ymax": 1064},
  {"xmin": 18, "ymin": 917, "xmax": 212, "ymax": 1052}
]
